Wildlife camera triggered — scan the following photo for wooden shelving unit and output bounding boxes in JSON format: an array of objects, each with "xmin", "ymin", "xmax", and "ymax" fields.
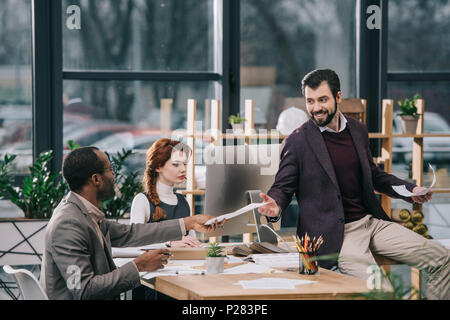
[{"xmin": 177, "ymin": 97, "xmax": 449, "ymax": 299}]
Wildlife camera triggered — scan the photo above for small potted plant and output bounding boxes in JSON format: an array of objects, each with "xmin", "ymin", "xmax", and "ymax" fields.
[
  {"xmin": 206, "ymin": 242, "xmax": 226, "ymax": 274},
  {"xmin": 228, "ymin": 113, "xmax": 246, "ymax": 133},
  {"xmin": 397, "ymin": 93, "xmax": 422, "ymax": 134}
]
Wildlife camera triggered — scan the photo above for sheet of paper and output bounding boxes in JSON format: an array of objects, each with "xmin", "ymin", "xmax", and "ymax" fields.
[
  {"xmin": 234, "ymin": 278, "xmax": 316, "ymax": 290},
  {"xmin": 111, "ymin": 243, "xmax": 166, "ymax": 258},
  {"xmin": 224, "ymin": 262, "xmax": 282, "ymax": 275},
  {"xmin": 141, "ymin": 260, "xmax": 206, "ymax": 280},
  {"xmin": 250, "ymin": 253, "xmax": 300, "ymax": 269},
  {"xmin": 392, "ymin": 163, "xmax": 436, "ymax": 197},
  {"xmin": 205, "ymin": 202, "xmax": 268, "ymax": 225}
]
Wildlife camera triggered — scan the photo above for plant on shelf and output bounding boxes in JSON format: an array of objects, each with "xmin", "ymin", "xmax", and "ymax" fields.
[
  {"xmin": 228, "ymin": 113, "xmax": 246, "ymax": 133},
  {"xmin": 206, "ymin": 242, "xmax": 226, "ymax": 274},
  {"xmin": 397, "ymin": 93, "xmax": 422, "ymax": 134},
  {"xmin": 398, "ymin": 93, "xmax": 421, "ymax": 118}
]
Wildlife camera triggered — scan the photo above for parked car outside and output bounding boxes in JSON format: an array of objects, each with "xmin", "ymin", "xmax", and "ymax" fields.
[{"xmin": 392, "ymin": 112, "xmax": 450, "ymax": 164}]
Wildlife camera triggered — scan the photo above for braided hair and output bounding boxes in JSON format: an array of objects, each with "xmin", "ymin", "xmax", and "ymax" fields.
[{"xmin": 143, "ymin": 138, "xmax": 192, "ymax": 221}]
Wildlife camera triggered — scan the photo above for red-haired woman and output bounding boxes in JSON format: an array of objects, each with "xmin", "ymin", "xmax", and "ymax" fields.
[{"xmin": 130, "ymin": 138, "xmax": 202, "ymax": 248}]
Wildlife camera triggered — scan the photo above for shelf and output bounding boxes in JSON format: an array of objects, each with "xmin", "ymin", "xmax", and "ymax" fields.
[
  {"xmin": 177, "ymin": 189, "xmax": 206, "ymax": 196},
  {"xmin": 369, "ymin": 133, "xmax": 388, "ymax": 139},
  {"xmin": 430, "ymin": 188, "xmax": 450, "ymax": 194},
  {"xmin": 392, "ymin": 133, "xmax": 450, "ymax": 138}
]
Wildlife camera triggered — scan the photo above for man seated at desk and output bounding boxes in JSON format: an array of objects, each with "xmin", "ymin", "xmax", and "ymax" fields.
[
  {"xmin": 258, "ymin": 69, "xmax": 450, "ymax": 299},
  {"xmin": 40, "ymin": 146, "xmax": 223, "ymax": 300}
]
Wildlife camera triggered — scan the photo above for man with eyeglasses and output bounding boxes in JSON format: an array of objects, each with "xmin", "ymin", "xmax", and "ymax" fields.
[{"xmin": 41, "ymin": 146, "xmax": 223, "ymax": 300}]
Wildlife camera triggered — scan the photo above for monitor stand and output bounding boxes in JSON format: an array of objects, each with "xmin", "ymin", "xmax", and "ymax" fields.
[{"xmin": 247, "ymin": 190, "xmax": 278, "ymax": 244}]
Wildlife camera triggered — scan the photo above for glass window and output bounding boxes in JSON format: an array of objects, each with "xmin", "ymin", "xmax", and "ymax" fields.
[
  {"xmin": 0, "ymin": 0, "xmax": 33, "ymax": 175},
  {"xmin": 388, "ymin": 0, "xmax": 450, "ymax": 72},
  {"xmin": 62, "ymin": 0, "xmax": 218, "ymax": 71},
  {"xmin": 388, "ymin": 81, "xmax": 450, "ymax": 130},
  {"xmin": 240, "ymin": 0, "xmax": 357, "ymax": 130},
  {"xmin": 63, "ymin": 80, "xmax": 218, "ymax": 173},
  {"xmin": 389, "ymin": 82, "xmax": 450, "ymax": 188}
]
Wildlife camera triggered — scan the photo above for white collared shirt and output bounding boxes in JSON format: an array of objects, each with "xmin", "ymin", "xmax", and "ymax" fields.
[
  {"xmin": 317, "ymin": 111, "xmax": 348, "ymax": 133},
  {"xmin": 72, "ymin": 192, "xmax": 105, "ymax": 248}
]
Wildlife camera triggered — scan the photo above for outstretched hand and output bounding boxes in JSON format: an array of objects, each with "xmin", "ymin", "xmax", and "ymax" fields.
[
  {"xmin": 184, "ymin": 214, "xmax": 227, "ymax": 234},
  {"xmin": 258, "ymin": 193, "xmax": 280, "ymax": 217},
  {"xmin": 411, "ymin": 186, "xmax": 432, "ymax": 204}
]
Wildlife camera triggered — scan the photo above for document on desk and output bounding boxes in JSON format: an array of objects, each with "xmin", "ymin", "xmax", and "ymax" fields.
[
  {"xmin": 392, "ymin": 163, "xmax": 436, "ymax": 197},
  {"xmin": 112, "ymin": 243, "xmax": 166, "ymax": 258},
  {"xmin": 235, "ymin": 278, "xmax": 316, "ymax": 290},
  {"xmin": 205, "ymin": 202, "xmax": 268, "ymax": 225}
]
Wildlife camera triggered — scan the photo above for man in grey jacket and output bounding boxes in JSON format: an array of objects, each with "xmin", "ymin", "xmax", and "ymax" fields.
[{"xmin": 41, "ymin": 146, "xmax": 221, "ymax": 300}]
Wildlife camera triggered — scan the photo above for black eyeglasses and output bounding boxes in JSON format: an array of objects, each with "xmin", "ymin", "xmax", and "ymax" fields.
[{"xmin": 103, "ymin": 163, "xmax": 118, "ymax": 173}]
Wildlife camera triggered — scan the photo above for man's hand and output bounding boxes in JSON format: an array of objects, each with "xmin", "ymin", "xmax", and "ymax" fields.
[
  {"xmin": 170, "ymin": 235, "xmax": 202, "ymax": 248},
  {"xmin": 258, "ymin": 193, "xmax": 280, "ymax": 217},
  {"xmin": 183, "ymin": 214, "xmax": 227, "ymax": 234},
  {"xmin": 133, "ymin": 249, "xmax": 171, "ymax": 272},
  {"xmin": 411, "ymin": 186, "xmax": 433, "ymax": 204}
]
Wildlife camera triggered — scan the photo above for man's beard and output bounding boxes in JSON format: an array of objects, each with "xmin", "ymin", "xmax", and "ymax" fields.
[
  {"xmin": 98, "ymin": 178, "xmax": 116, "ymax": 201},
  {"xmin": 310, "ymin": 101, "xmax": 338, "ymax": 127}
]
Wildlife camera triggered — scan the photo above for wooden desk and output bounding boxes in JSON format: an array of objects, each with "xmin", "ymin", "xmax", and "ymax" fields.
[{"xmin": 142, "ymin": 268, "xmax": 369, "ymax": 300}]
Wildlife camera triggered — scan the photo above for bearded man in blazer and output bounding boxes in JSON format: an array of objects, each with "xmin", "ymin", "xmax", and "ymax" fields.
[
  {"xmin": 259, "ymin": 69, "xmax": 449, "ymax": 299},
  {"xmin": 41, "ymin": 147, "xmax": 222, "ymax": 300}
]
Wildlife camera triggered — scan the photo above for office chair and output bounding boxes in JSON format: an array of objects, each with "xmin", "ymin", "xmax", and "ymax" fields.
[{"xmin": 3, "ymin": 265, "xmax": 48, "ymax": 300}]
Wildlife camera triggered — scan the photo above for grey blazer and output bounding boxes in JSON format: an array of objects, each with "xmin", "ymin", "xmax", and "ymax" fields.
[{"xmin": 40, "ymin": 192, "xmax": 182, "ymax": 300}]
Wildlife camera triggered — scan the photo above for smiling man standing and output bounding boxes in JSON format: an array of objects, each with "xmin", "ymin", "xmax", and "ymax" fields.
[{"xmin": 258, "ymin": 69, "xmax": 449, "ymax": 299}]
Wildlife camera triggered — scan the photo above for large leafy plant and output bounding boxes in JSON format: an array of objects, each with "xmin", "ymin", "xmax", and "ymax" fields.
[
  {"xmin": 0, "ymin": 142, "xmax": 143, "ymax": 219},
  {"xmin": 0, "ymin": 151, "xmax": 68, "ymax": 219}
]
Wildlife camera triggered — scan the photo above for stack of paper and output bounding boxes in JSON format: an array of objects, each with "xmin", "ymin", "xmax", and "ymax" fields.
[{"xmin": 250, "ymin": 253, "xmax": 299, "ymax": 269}]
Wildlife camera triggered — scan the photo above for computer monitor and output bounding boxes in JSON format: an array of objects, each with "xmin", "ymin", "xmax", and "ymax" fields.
[{"xmin": 200, "ymin": 144, "xmax": 281, "ymax": 241}]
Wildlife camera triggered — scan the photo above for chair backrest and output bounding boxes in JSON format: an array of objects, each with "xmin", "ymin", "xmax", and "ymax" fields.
[
  {"xmin": 340, "ymin": 98, "xmax": 367, "ymax": 124},
  {"xmin": 283, "ymin": 97, "xmax": 307, "ymax": 113},
  {"xmin": 3, "ymin": 265, "xmax": 48, "ymax": 300}
]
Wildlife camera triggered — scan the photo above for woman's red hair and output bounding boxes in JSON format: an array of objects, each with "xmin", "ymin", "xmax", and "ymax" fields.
[{"xmin": 143, "ymin": 138, "xmax": 191, "ymax": 221}]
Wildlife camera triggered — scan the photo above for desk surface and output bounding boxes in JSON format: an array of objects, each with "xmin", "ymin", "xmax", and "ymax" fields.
[{"xmin": 144, "ymin": 267, "xmax": 369, "ymax": 300}]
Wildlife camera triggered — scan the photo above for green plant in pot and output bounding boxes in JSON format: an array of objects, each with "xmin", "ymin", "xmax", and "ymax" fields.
[
  {"xmin": 398, "ymin": 93, "xmax": 422, "ymax": 134},
  {"xmin": 206, "ymin": 242, "xmax": 226, "ymax": 274},
  {"xmin": 228, "ymin": 113, "xmax": 246, "ymax": 133},
  {"xmin": 0, "ymin": 151, "xmax": 68, "ymax": 219}
]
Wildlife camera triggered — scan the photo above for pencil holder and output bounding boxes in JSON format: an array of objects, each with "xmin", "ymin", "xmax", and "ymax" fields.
[{"xmin": 298, "ymin": 251, "xmax": 318, "ymax": 275}]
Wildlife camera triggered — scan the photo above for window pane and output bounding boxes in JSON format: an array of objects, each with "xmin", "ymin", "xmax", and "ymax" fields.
[
  {"xmin": 62, "ymin": 0, "xmax": 217, "ymax": 71},
  {"xmin": 240, "ymin": 0, "xmax": 356, "ymax": 129},
  {"xmin": 388, "ymin": 0, "xmax": 450, "ymax": 72},
  {"xmin": 63, "ymin": 80, "xmax": 218, "ymax": 172},
  {"xmin": 0, "ymin": 0, "xmax": 33, "ymax": 175},
  {"xmin": 389, "ymin": 82, "xmax": 450, "ymax": 188}
]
